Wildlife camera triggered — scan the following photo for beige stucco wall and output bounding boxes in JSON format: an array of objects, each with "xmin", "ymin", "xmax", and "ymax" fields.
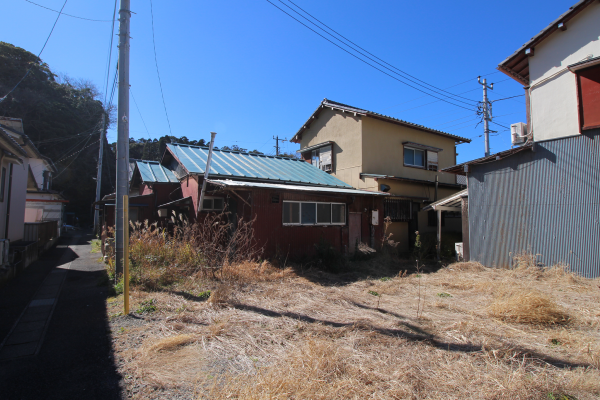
[
  {"xmin": 528, "ymin": 2, "xmax": 600, "ymax": 141},
  {"xmin": 299, "ymin": 109, "xmax": 364, "ymax": 188},
  {"xmin": 361, "ymin": 116, "xmax": 457, "ymax": 185}
]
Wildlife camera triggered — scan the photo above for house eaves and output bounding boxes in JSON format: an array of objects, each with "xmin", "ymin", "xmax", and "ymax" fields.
[
  {"xmin": 0, "ymin": 126, "xmax": 27, "ymax": 157},
  {"xmin": 497, "ymin": 0, "xmax": 596, "ymax": 85},
  {"xmin": 291, "ymin": 99, "xmax": 471, "ymax": 144},
  {"xmin": 442, "ymin": 144, "xmax": 533, "ymax": 175},
  {"xmin": 360, "ymin": 173, "xmax": 465, "ymax": 189}
]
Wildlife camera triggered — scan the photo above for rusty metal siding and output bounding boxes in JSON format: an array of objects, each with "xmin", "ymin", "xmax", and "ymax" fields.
[{"xmin": 468, "ymin": 133, "xmax": 600, "ymax": 278}]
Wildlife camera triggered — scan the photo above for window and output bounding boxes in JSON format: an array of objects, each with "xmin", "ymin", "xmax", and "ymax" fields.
[
  {"xmin": 311, "ymin": 145, "xmax": 333, "ymax": 172},
  {"xmin": 301, "ymin": 203, "xmax": 316, "ymax": 224},
  {"xmin": 427, "ymin": 151, "xmax": 438, "ymax": 171},
  {"xmin": 0, "ymin": 167, "xmax": 5, "ymax": 202},
  {"xmin": 317, "ymin": 203, "xmax": 331, "ymax": 224},
  {"xmin": 283, "ymin": 201, "xmax": 345, "ymax": 226},
  {"xmin": 576, "ymin": 65, "xmax": 600, "ymax": 130},
  {"xmin": 331, "ymin": 204, "xmax": 346, "ymax": 224},
  {"xmin": 404, "ymin": 147, "xmax": 425, "ymax": 168},
  {"xmin": 384, "ymin": 199, "xmax": 412, "ymax": 222},
  {"xmin": 283, "ymin": 202, "xmax": 300, "ymax": 224},
  {"xmin": 201, "ymin": 196, "xmax": 225, "ymax": 211}
]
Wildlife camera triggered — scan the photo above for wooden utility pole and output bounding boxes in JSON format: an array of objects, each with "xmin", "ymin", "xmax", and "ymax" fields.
[
  {"xmin": 93, "ymin": 113, "xmax": 106, "ymax": 235},
  {"xmin": 115, "ymin": 0, "xmax": 131, "ymax": 276},
  {"xmin": 273, "ymin": 135, "xmax": 287, "ymax": 156}
]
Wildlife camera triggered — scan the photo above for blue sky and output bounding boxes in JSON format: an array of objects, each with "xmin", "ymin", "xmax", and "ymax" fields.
[{"xmin": 3, "ymin": 0, "xmax": 573, "ymax": 163}]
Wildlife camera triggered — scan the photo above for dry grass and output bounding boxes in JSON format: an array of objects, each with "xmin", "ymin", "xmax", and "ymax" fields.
[
  {"xmin": 106, "ymin": 258, "xmax": 600, "ymax": 399},
  {"xmin": 488, "ymin": 286, "xmax": 571, "ymax": 325},
  {"xmin": 146, "ymin": 334, "xmax": 196, "ymax": 353}
]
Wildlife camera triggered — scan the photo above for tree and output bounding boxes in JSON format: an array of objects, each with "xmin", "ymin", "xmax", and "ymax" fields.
[{"xmin": 0, "ymin": 42, "xmax": 112, "ymax": 224}]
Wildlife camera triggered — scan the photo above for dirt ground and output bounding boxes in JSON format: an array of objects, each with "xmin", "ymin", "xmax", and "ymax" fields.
[{"xmin": 106, "ymin": 259, "xmax": 600, "ymax": 399}]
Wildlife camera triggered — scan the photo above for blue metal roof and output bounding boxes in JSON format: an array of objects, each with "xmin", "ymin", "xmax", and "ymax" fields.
[
  {"xmin": 135, "ymin": 160, "xmax": 178, "ymax": 183},
  {"xmin": 167, "ymin": 143, "xmax": 352, "ymax": 188}
]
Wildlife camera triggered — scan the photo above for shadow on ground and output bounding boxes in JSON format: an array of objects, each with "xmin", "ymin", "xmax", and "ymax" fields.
[{"xmin": 0, "ymin": 232, "xmax": 123, "ymax": 400}]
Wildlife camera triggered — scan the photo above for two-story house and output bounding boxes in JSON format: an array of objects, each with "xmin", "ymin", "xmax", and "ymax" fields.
[
  {"xmin": 441, "ymin": 0, "xmax": 600, "ymax": 278},
  {"xmin": 291, "ymin": 99, "xmax": 470, "ymax": 252}
]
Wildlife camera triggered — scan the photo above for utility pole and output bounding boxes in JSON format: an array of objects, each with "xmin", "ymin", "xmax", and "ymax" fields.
[
  {"xmin": 273, "ymin": 135, "xmax": 287, "ymax": 156},
  {"xmin": 93, "ymin": 112, "xmax": 106, "ymax": 235},
  {"xmin": 478, "ymin": 76, "xmax": 494, "ymax": 157},
  {"xmin": 115, "ymin": 0, "xmax": 131, "ymax": 276}
]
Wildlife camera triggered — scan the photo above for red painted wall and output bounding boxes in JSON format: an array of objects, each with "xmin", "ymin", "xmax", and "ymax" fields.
[{"xmin": 248, "ymin": 188, "xmax": 384, "ymax": 258}]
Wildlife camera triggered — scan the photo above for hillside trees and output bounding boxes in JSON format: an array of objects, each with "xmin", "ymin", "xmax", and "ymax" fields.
[{"xmin": 0, "ymin": 41, "xmax": 115, "ymax": 224}]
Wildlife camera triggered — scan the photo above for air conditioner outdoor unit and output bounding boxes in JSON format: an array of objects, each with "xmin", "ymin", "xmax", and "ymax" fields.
[{"xmin": 511, "ymin": 122, "xmax": 527, "ymax": 145}]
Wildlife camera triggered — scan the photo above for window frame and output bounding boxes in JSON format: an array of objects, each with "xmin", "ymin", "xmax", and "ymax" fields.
[
  {"xmin": 403, "ymin": 146, "xmax": 426, "ymax": 169},
  {"xmin": 575, "ymin": 64, "xmax": 600, "ymax": 131},
  {"xmin": 282, "ymin": 200, "xmax": 346, "ymax": 226},
  {"xmin": 201, "ymin": 196, "xmax": 225, "ymax": 211}
]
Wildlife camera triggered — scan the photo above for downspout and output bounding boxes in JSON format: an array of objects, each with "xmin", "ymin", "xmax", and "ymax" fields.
[
  {"xmin": 197, "ymin": 132, "xmax": 217, "ymax": 218},
  {"xmin": 4, "ymin": 164, "xmax": 13, "ymax": 239}
]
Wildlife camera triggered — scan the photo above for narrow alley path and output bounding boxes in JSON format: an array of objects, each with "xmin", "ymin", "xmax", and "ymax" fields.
[{"xmin": 0, "ymin": 232, "xmax": 122, "ymax": 399}]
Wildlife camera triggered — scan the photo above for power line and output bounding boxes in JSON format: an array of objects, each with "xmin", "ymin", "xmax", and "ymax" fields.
[
  {"xmin": 380, "ymin": 73, "xmax": 499, "ymax": 112},
  {"xmin": 103, "ymin": 0, "xmax": 118, "ymax": 106},
  {"xmin": 265, "ymin": 0, "xmax": 475, "ymax": 111},
  {"xmin": 24, "ymin": 0, "xmax": 112, "ymax": 22},
  {"xmin": 283, "ymin": 0, "xmax": 480, "ymax": 105},
  {"xmin": 34, "ymin": 127, "xmax": 98, "ymax": 145},
  {"xmin": 149, "ymin": 0, "xmax": 173, "ymax": 135},
  {"xmin": 130, "ymin": 88, "xmax": 152, "ymax": 140},
  {"xmin": 1, "ymin": 0, "xmax": 68, "ymax": 102},
  {"xmin": 491, "ymin": 94, "xmax": 525, "ymax": 102}
]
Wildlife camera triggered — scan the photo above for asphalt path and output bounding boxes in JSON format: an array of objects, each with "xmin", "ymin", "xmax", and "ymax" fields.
[{"xmin": 0, "ymin": 231, "xmax": 122, "ymax": 399}]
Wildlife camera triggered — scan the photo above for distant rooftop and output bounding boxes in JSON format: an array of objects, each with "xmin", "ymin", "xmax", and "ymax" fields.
[
  {"xmin": 165, "ymin": 143, "xmax": 352, "ymax": 188},
  {"xmin": 291, "ymin": 98, "xmax": 471, "ymax": 143},
  {"xmin": 131, "ymin": 159, "xmax": 178, "ymax": 183}
]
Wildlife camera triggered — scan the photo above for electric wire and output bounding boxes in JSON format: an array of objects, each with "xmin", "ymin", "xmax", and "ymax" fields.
[
  {"xmin": 103, "ymin": 0, "xmax": 118, "ymax": 106},
  {"xmin": 265, "ymin": 0, "xmax": 475, "ymax": 111},
  {"xmin": 281, "ymin": 0, "xmax": 479, "ymax": 105},
  {"xmin": 380, "ymin": 72, "xmax": 499, "ymax": 112},
  {"xmin": 34, "ymin": 127, "xmax": 98, "ymax": 145},
  {"xmin": 278, "ymin": 0, "xmax": 477, "ymax": 106},
  {"xmin": 149, "ymin": 0, "xmax": 173, "ymax": 135},
  {"xmin": 1, "ymin": 0, "xmax": 68, "ymax": 102},
  {"xmin": 54, "ymin": 134, "xmax": 98, "ymax": 178},
  {"xmin": 491, "ymin": 94, "xmax": 525, "ymax": 102},
  {"xmin": 24, "ymin": 0, "xmax": 111, "ymax": 22},
  {"xmin": 130, "ymin": 88, "xmax": 152, "ymax": 140}
]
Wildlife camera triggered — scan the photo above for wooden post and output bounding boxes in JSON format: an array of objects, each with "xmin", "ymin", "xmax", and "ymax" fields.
[
  {"xmin": 436, "ymin": 208, "xmax": 442, "ymax": 262},
  {"xmin": 123, "ymin": 195, "xmax": 129, "ymax": 315}
]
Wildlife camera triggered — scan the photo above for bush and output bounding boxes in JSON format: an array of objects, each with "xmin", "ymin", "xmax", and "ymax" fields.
[{"xmin": 105, "ymin": 210, "xmax": 263, "ymax": 288}]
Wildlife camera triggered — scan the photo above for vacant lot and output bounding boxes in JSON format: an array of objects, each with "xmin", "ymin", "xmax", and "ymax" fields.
[{"xmin": 106, "ymin": 259, "xmax": 600, "ymax": 399}]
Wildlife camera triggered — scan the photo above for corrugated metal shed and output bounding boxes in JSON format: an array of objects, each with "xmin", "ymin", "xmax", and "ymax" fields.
[
  {"xmin": 468, "ymin": 134, "xmax": 600, "ymax": 278},
  {"xmin": 167, "ymin": 143, "xmax": 352, "ymax": 188},
  {"xmin": 135, "ymin": 160, "xmax": 178, "ymax": 183},
  {"xmin": 207, "ymin": 179, "xmax": 388, "ymax": 196}
]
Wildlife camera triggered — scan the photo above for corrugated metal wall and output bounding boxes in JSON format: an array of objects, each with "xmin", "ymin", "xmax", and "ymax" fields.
[
  {"xmin": 251, "ymin": 189, "xmax": 384, "ymax": 257},
  {"xmin": 468, "ymin": 133, "xmax": 600, "ymax": 278}
]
